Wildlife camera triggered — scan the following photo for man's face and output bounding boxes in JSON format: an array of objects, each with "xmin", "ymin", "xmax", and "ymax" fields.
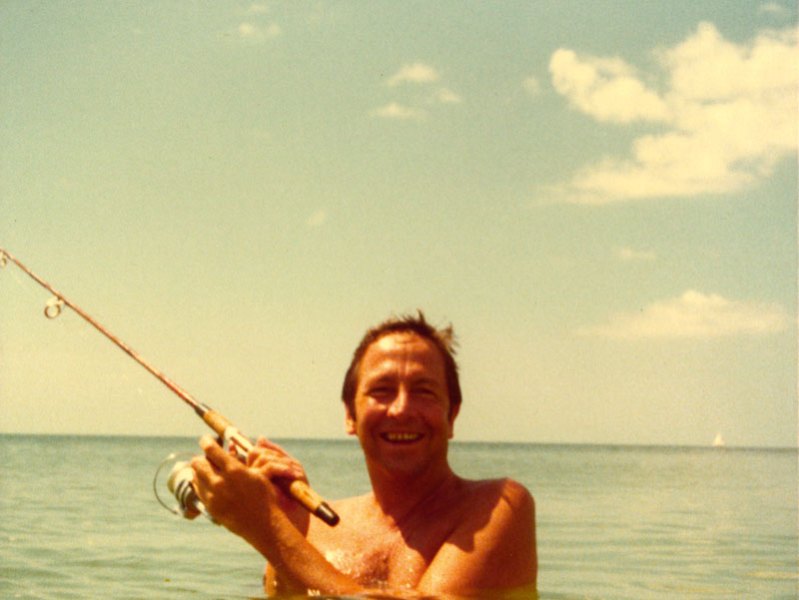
[{"xmin": 345, "ymin": 332, "xmax": 458, "ymax": 477}]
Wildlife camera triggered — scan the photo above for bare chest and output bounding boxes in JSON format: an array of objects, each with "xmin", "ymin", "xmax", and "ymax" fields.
[{"xmin": 311, "ymin": 516, "xmax": 451, "ymax": 589}]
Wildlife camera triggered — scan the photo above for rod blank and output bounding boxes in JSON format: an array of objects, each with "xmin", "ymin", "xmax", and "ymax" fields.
[{"xmin": 1, "ymin": 248, "xmax": 339, "ymax": 527}]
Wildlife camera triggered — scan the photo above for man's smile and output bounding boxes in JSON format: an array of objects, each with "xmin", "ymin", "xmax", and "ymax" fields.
[{"xmin": 380, "ymin": 432, "xmax": 424, "ymax": 444}]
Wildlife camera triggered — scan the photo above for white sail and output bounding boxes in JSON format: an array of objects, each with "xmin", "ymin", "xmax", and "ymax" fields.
[{"xmin": 712, "ymin": 432, "xmax": 725, "ymax": 447}]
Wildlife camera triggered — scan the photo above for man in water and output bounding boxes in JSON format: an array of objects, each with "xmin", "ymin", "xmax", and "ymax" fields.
[{"xmin": 192, "ymin": 313, "xmax": 537, "ymax": 596}]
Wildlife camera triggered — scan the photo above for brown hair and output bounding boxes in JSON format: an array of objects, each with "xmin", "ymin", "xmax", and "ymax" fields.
[{"xmin": 341, "ymin": 312, "xmax": 462, "ymax": 418}]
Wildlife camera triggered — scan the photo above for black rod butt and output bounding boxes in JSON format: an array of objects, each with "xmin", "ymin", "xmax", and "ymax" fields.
[{"xmin": 316, "ymin": 502, "xmax": 340, "ymax": 527}]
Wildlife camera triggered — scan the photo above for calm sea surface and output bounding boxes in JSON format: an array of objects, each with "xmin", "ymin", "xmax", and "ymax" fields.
[{"xmin": 1, "ymin": 435, "xmax": 796, "ymax": 599}]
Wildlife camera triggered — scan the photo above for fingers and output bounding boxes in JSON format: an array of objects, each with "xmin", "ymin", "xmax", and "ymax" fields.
[
  {"xmin": 189, "ymin": 442, "xmax": 277, "ymax": 538},
  {"xmin": 195, "ymin": 434, "xmax": 307, "ymax": 487},
  {"xmin": 199, "ymin": 435, "xmax": 231, "ymax": 469},
  {"xmin": 191, "ymin": 435, "xmax": 310, "ymax": 534},
  {"xmin": 192, "ymin": 438, "xmax": 221, "ymax": 497},
  {"xmin": 255, "ymin": 436, "xmax": 284, "ymax": 451},
  {"xmin": 193, "ymin": 436, "xmax": 242, "ymax": 497},
  {"xmin": 248, "ymin": 439, "xmax": 308, "ymax": 483},
  {"xmin": 190, "ymin": 456, "xmax": 214, "ymax": 509},
  {"xmin": 251, "ymin": 450, "xmax": 307, "ymax": 482}
]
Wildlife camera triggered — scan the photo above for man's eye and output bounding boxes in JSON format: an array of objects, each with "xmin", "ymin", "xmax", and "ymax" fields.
[{"xmin": 369, "ymin": 387, "xmax": 393, "ymax": 398}]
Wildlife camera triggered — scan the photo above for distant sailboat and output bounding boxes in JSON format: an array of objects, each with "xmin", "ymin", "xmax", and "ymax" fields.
[{"xmin": 712, "ymin": 432, "xmax": 725, "ymax": 448}]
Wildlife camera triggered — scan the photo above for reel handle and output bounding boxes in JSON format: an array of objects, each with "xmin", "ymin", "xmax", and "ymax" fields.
[{"xmin": 166, "ymin": 461, "xmax": 214, "ymax": 521}]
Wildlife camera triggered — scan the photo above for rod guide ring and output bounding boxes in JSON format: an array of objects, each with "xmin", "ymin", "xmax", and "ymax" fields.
[{"xmin": 45, "ymin": 296, "xmax": 64, "ymax": 319}]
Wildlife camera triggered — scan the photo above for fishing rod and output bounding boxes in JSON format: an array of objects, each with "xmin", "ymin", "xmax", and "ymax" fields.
[{"xmin": 0, "ymin": 248, "xmax": 339, "ymax": 527}]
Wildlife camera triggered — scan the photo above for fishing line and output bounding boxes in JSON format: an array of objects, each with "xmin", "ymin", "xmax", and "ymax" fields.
[{"xmin": 0, "ymin": 247, "xmax": 339, "ymax": 527}]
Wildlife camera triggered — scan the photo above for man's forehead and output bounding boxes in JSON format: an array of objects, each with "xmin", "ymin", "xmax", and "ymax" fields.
[
  {"xmin": 369, "ymin": 331, "xmax": 433, "ymax": 353},
  {"xmin": 361, "ymin": 332, "xmax": 443, "ymax": 371}
]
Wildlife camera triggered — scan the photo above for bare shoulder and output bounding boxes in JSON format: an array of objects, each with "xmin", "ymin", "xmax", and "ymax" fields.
[
  {"xmin": 445, "ymin": 477, "xmax": 536, "ymax": 556},
  {"xmin": 417, "ymin": 477, "xmax": 537, "ymax": 593},
  {"xmin": 465, "ymin": 478, "xmax": 534, "ymax": 559},
  {"xmin": 460, "ymin": 477, "xmax": 535, "ymax": 516},
  {"xmin": 481, "ymin": 476, "xmax": 532, "ymax": 497},
  {"xmin": 497, "ymin": 478, "xmax": 535, "ymax": 511}
]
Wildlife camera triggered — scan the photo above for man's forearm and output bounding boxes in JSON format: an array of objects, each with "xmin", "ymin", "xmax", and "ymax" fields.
[{"xmin": 246, "ymin": 508, "xmax": 362, "ymax": 596}]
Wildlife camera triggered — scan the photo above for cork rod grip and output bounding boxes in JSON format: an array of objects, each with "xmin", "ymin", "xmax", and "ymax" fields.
[
  {"xmin": 201, "ymin": 409, "xmax": 233, "ymax": 439},
  {"xmin": 201, "ymin": 408, "xmax": 339, "ymax": 527},
  {"xmin": 288, "ymin": 480, "xmax": 340, "ymax": 526}
]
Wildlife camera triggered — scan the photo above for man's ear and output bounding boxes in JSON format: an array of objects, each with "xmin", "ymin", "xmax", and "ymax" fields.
[
  {"xmin": 345, "ymin": 404, "xmax": 357, "ymax": 435},
  {"xmin": 447, "ymin": 402, "xmax": 460, "ymax": 439}
]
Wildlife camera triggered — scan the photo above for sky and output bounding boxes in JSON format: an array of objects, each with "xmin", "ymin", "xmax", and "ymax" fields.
[{"xmin": 1, "ymin": 1, "xmax": 796, "ymax": 448}]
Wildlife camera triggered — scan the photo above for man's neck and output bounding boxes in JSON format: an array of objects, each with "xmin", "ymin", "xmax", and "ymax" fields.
[{"xmin": 366, "ymin": 460, "xmax": 460, "ymax": 524}]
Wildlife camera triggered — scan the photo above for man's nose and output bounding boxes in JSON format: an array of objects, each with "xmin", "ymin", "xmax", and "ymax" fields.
[{"xmin": 386, "ymin": 387, "xmax": 411, "ymax": 417}]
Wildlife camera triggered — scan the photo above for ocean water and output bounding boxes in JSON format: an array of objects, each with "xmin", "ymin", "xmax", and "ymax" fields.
[{"xmin": 0, "ymin": 435, "xmax": 796, "ymax": 599}]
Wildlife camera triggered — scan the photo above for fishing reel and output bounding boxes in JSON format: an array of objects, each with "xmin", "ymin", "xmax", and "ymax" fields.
[
  {"xmin": 153, "ymin": 429, "xmax": 250, "ymax": 522},
  {"xmin": 153, "ymin": 452, "xmax": 214, "ymax": 522}
]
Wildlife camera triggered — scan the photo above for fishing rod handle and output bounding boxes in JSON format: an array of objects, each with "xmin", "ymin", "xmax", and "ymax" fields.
[
  {"xmin": 288, "ymin": 480, "xmax": 340, "ymax": 526},
  {"xmin": 201, "ymin": 408, "xmax": 340, "ymax": 527}
]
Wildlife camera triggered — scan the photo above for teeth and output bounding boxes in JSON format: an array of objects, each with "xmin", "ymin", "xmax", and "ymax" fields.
[{"xmin": 382, "ymin": 432, "xmax": 422, "ymax": 442}]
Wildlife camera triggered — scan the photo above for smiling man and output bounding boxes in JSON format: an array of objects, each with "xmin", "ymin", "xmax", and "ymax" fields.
[{"xmin": 192, "ymin": 313, "xmax": 537, "ymax": 597}]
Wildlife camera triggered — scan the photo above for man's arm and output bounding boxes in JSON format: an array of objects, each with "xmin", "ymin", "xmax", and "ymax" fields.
[
  {"xmin": 417, "ymin": 479, "xmax": 537, "ymax": 594},
  {"xmin": 193, "ymin": 439, "xmax": 536, "ymax": 596},
  {"xmin": 192, "ymin": 437, "xmax": 363, "ymax": 596}
]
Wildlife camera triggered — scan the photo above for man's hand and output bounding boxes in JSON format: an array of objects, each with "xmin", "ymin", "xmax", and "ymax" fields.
[
  {"xmin": 192, "ymin": 435, "xmax": 278, "ymax": 539},
  {"xmin": 192, "ymin": 436, "xmax": 361, "ymax": 597},
  {"xmin": 191, "ymin": 435, "xmax": 313, "ymax": 538},
  {"xmin": 247, "ymin": 437, "xmax": 311, "ymax": 533}
]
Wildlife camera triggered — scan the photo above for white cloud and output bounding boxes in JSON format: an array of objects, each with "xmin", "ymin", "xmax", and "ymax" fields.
[
  {"xmin": 544, "ymin": 23, "xmax": 798, "ymax": 204},
  {"xmin": 615, "ymin": 246, "xmax": 656, "ymax": 262},
  {"xmin": 237, "ymin": 21, "xmax": 281, "ymax": 41},
  {"xmin": 550, "ymin": 49, "xmax": 670, "ymax": 123},
  {"xmin": 370, "ymin": 102, "xmax": 425, "ymax": 120},
  {"xmin": 387, "ymin": 63, "xmax": 440, "ymax": 86},
  {"xmin": 759, "ymin": 2, "xmax": 789, "ymax": 16},
  {"xmin": 579, "ymin": 290, "xmax": 791, "ymax": 339},
  {"xmin": 433, "ymin": 87, "xmax": 462, "ymax": 104},
  {"xmin": 306, "ymin": 209, "xmax": 327, "ymax": 228},
  {"xmin": 663, "ymin": 23, "xmax": 796, "ymax": 102},
  {"xmin": 238, "ymin": 22, "xmax": 258, "ymax": 38},
  {"xmin": 377, "ymin": 63, "xmax": 459, "ymax": 119},
  {"xmin": 246, "ymin": 3, "xmax": 269, "ymax": 15},
  {"xmin": 263, "ymin": 23, "xmax": 282, "ymax": 38}
]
